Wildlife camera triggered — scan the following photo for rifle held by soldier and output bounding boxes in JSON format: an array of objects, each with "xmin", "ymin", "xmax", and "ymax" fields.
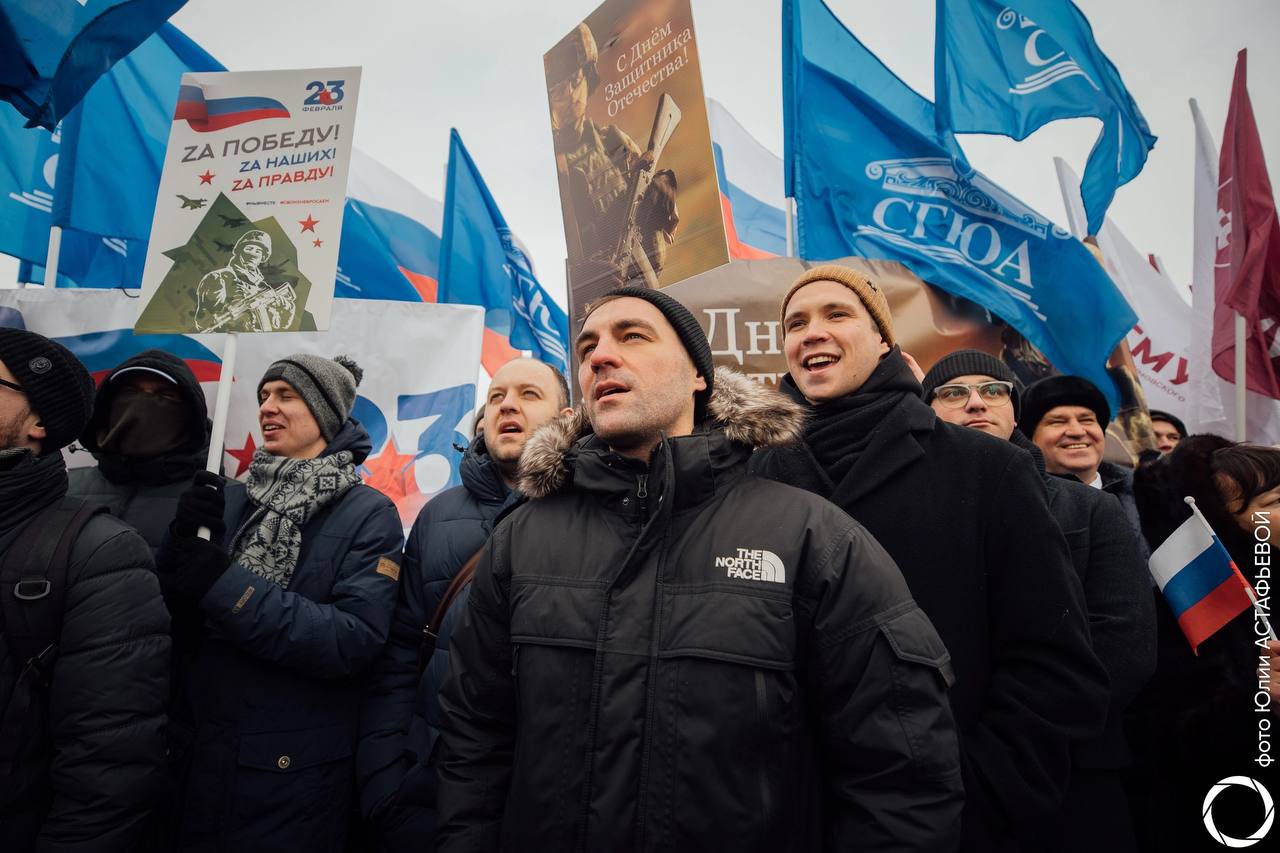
[{"xmin": 611, "ymin": 93, "xmax": 681, "ymax": 288}]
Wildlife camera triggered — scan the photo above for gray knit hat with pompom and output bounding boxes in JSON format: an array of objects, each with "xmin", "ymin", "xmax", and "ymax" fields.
[{"xmin": 258, "ymin": 353, "xmax": 363, "ymax": 441}]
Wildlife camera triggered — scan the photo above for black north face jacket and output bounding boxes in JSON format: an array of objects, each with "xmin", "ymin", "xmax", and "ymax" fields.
[{"xmin": 436, "ymin": 370, "xmax": 963, "ymax": 853}]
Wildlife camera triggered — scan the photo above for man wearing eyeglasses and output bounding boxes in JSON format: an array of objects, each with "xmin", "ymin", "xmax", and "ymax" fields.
[
  {"xmin": 752, "ymin": 266, "xmax": 1109, "ymax": 852},
  {"xmin": 923, "ymin": 350, "xmax": 1154, "ymax": 853}
]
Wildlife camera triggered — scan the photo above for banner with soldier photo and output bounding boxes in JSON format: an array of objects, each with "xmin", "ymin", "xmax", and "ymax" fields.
[
  {"xmin": 134, "ymin": 67, "xmax": 360, "ymax": 334},
  {"xmin": 545, "ymin": 0, "xmax": 728, "ymax": 318}
]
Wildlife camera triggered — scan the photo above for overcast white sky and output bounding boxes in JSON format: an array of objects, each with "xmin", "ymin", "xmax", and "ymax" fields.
[{"xmin": 8, "ymin": 0, "xmax": 1280, "ymax": 305}]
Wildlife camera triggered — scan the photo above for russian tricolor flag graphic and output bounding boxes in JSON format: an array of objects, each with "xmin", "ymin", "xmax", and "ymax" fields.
[
  {"xmin": 707, "ymin": 98, "xmax": 787, "ymax": 259},
  {"xmin": 174, "ymin": 84, "xmax": 289, "ymax": 132},
  {"xmin": 1149, "ymin": 509, "xmax": 1254, "ymax": 654}
]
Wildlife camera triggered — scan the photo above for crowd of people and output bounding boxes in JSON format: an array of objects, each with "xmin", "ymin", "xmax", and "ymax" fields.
[{"xmin": 1, "ymin": 263, "xmax": 1276, "ymax": 852}]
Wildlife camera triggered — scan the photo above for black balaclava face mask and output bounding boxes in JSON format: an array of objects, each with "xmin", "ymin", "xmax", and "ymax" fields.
[{"xmin": 96, "ymin": 385, "xmax": 190, "ymax": 458}]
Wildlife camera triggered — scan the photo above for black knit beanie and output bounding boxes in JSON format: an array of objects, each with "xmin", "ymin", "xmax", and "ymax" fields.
[
  {"xmin": 921, "ymin": 349, "xmax": 1021, "ymax": 418},
  {"xmin": 587, "ymin": 287, "xmax": 715, "ymax": 421},
  {"xmin": 0, "ymin": 327, "xmax": 95, "ymax": 454},
  {"xmin": 1148, "ymin": 409, "xmax": 1187, "ymax": 438},
  {"xmin": 1020, "ymin": 374, "xmax": 1111, "ymax": 437}
]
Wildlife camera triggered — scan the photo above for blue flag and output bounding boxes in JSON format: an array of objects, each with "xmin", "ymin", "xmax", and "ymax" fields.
[
  {"xmin": 53, "ymin": 23, "xmax": 220, "ymax": 243},
  {"xmin": 0, "ymin": 0, "xmax": 187, "ymax": 130},
  {"xmin": 440, "ymin": 129, "xmax": 570, "ymax": 373},
  {"xmin": 934, "ymin": 0, "xmax": 1156, "ymax": 235},
  {"xmin": 783, "ymin": 0, "xmax": 1135, "ymax": 407},
  {"xmin": 0, "ymin": 109, "xmax": 139, "ymax": 284}
]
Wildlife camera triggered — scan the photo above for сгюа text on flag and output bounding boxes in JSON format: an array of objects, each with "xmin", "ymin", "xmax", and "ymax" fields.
[{"xmin": 784, "ymin": 0, "xmax": 1135, "ymax": 409}]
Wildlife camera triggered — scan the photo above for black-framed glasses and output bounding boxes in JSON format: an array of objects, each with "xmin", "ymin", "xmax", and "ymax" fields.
[
  {"xmin": 933, "ymin": 380, "xmax": 1013, "ymax": 408},
  {"xmin": 0, "ymin": 377, "xmax": 24, "ymax": 395}
]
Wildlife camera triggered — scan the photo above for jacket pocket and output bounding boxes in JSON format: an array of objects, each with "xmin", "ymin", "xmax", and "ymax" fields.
[
  {"xmin": 233, "ymin": 723, "xmax": 354, "ymax": 848},
  {"xmin": 876, "ymin": 606, "xmax": 961, "ymax": 780}
]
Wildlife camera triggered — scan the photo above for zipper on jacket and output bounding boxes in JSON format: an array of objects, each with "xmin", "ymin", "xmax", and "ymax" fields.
[
  {"xmin": 755, "ymin": 670, "xmax": 773, "ymax": 823},
  {"xmin": 636, "ymin": 474, "xmax": 649, "ymax": 517}
]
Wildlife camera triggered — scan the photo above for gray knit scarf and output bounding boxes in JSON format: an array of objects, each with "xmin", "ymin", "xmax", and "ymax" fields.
[{"xmin": 231, "ymin": 449, "xmax": 362, "ymax": 588}]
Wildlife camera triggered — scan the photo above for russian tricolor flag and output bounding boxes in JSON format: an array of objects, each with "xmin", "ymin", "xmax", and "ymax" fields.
[
  {"xmin": 707, "ymin": 98, "xmax": 788, "ymax": 259},
  {"xmin": 174, "ymin": 84, "xmax": 290, "ymax": 132},
  {"xmin": 1149, "ymin": 510, "xmax": 1254, "ymax": 654}
]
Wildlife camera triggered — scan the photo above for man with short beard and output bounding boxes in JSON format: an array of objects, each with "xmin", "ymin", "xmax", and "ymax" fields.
[
  {"xmin": 436, "ymin": 287, "xmax": 963, "ymax": 852},
  {"xmin": 0, "ymin": 328, "xmax": 169, "ymax": 852},
  {"xmin": 357, "ymin": 357, "xmax": 572, "ymax": 850},
  {"xmin": 752, "ymin": 266, "xmax": 1110, "ymax": 852},
  {"xmin": 155, "ymin": 353, "xmax": 403, "ymax": 852},
  {"xmin": 68, "ymin": 349, "xmax": 211, "ymax": 549},
  {"xmin": 922, "ymin": 350, "xmax": 1154, "ymax": 852}
]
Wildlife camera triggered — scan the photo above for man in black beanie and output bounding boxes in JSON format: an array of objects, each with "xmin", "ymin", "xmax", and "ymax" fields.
[
  {"xmin": 154, "ymin": 352, "xmax": 403, "ymax": 852},
  {"xmin": 1022, "ymin": 374, "xmax": 1146, "ymax": 554},
  {"xmin": 0, "ymin": 327, "xmax": 170, "ymax": 852},
  {"xmin": 68, "ymin": 349, "xmax": 211, "ymax": 549},
  {"xmin": 437, "ymin": 287, "xmax": 964, "ymax": 850},
  {"xmin": 923, "ymin": 350, "xmax": 1154, "ymax": 853}
]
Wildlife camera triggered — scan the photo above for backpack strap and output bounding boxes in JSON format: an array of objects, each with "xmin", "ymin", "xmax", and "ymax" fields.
[
  {"xmin": 417, "ymin": 549, "xmax": 482, "ymax": 674},
  {"xmin": 0, "ymin": 498, "xmax": 106, "ymax": 687}
]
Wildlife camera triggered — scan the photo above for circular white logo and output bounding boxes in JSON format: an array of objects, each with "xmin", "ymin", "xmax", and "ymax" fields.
[{"xmin": 1202, "ymin": 776, "xmax": 1275, "ymax": 847}]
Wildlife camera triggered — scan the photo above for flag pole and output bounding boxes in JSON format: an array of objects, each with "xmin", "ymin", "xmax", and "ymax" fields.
[
  {"xmin": 41, "ymin": 225, "xmax": 62, "ymax": 289},
  {"xmin": 1184, "ymin": 496, "xmax": 1278, "ymax": 641},
  {"xmin": 1235, "ymin": 314, "xmax": 1247, "ymax": 441},
  {"xmin": 785, "ymin": 198, "xmax": 795, "ymax": 258},
  {"xmin": 198, "ymin": 331, "xmax": 238, "ymax": 541}
]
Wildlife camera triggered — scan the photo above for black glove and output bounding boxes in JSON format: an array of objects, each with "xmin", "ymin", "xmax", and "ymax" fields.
[
  {"xmin": 159, "ymin": 536, "xmax": 231, "ymax": 604},
  {"xmin": 173, "ymin": 470, "xmax": 227, "ymax": 540}
]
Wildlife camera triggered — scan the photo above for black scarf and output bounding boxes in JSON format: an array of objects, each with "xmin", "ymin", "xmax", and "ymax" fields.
[
  {"xmin": 0, "ymin": 448, "xmax": 70, "ymax": 535},
  {"xmin": 783, "ymin": 347, "xmax": 923, "ymax": 490}
]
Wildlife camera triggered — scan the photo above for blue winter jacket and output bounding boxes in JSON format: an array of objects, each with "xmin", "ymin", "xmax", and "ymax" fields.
[
  {"xmin": 357, "ymin": 436, "xmax": 518, "ymax": 851},
  {"xmin": 162, "ymin": 419, "xmax": 403, "ymax": 853}
]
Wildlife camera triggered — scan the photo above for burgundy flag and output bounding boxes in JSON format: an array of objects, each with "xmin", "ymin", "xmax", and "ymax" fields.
[{"xmin": 1212, "ymin": 49, "xmax": 1280, "ymax": 398}]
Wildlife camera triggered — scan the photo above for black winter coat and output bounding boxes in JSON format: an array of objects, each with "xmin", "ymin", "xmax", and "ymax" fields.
[
  {"xmin": 0, "ymin": 454, "xmax": 170, "ymax": 852},
  {"xmin": 437, "ymin": 370, "xmax": 964, "ymax": 853},
  {"xmin": 160, "ymin": 420, "xmax": 403, "ymax": 853},
  {"xmin": 753, "ymin": 383, "xmax": 1110, "ymax": 850},
  {"xmin": 1012, "ymin": 434, "xmax": 1154, "ymax": 852},
  {"xmin": 357, "ymin": 436, "xmax": 519, "ymax": 850},
  {"xmin": 68, "ymin": 348, "xmax": 211, "ymax": 550}
]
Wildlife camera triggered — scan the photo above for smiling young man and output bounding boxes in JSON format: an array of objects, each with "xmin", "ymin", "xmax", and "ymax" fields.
[
  {"xmin": 356, "ymin": 357, "xmax": 572, "ymax": 850},
  {"xmin": 752, "ymin": 265, "xmax": 1110, "ymax": 852},
  {"xmin": 436, "ymin": 286, "xmax": 963, "ymax": 852},
  {"xmin": 922, "ymin": 350, "xmax": 1154, "ymax": 853},
  {"xmin": 154, "ymin": 353, "xmax": 403, "ymax": 852}
]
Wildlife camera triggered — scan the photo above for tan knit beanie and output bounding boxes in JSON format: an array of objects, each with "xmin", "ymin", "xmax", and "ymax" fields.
[{"xmin": 779, "ymin": 264, "xmax": 895, "ymax": 347}]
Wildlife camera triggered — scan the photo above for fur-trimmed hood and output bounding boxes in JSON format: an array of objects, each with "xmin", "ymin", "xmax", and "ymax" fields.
[{"xmin": 518, "ymin": 367, "xmax": 805, "ymax": 499}]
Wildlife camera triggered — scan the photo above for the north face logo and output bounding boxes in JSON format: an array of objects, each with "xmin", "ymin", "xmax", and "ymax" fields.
[{"xmin": 717, "ymin": 548, "xmax": 786, "ymax": 583}]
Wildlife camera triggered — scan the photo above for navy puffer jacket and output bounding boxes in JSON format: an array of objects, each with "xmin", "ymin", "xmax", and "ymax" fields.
[
  {"xmin": 357, "ymin": 436, "xmax": 518, "ymax": 851},
  {"xmin": 161, "ymin": 419, "xmax": 403, "ymax": 853}
]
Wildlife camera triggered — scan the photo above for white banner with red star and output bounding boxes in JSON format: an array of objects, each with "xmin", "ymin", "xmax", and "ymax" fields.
[
  {"xmin": 134, "ymin": 66, "xmax": 360, "ymax": 335},
  {"xmin": 0, "ymin": 289, "xmax": 483, "ymax": 530}
]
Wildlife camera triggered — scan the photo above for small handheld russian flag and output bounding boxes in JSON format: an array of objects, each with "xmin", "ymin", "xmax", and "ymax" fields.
[{"xmin": 1148, "ymin": 497, "xmax": 1273, "ymax": 654}]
